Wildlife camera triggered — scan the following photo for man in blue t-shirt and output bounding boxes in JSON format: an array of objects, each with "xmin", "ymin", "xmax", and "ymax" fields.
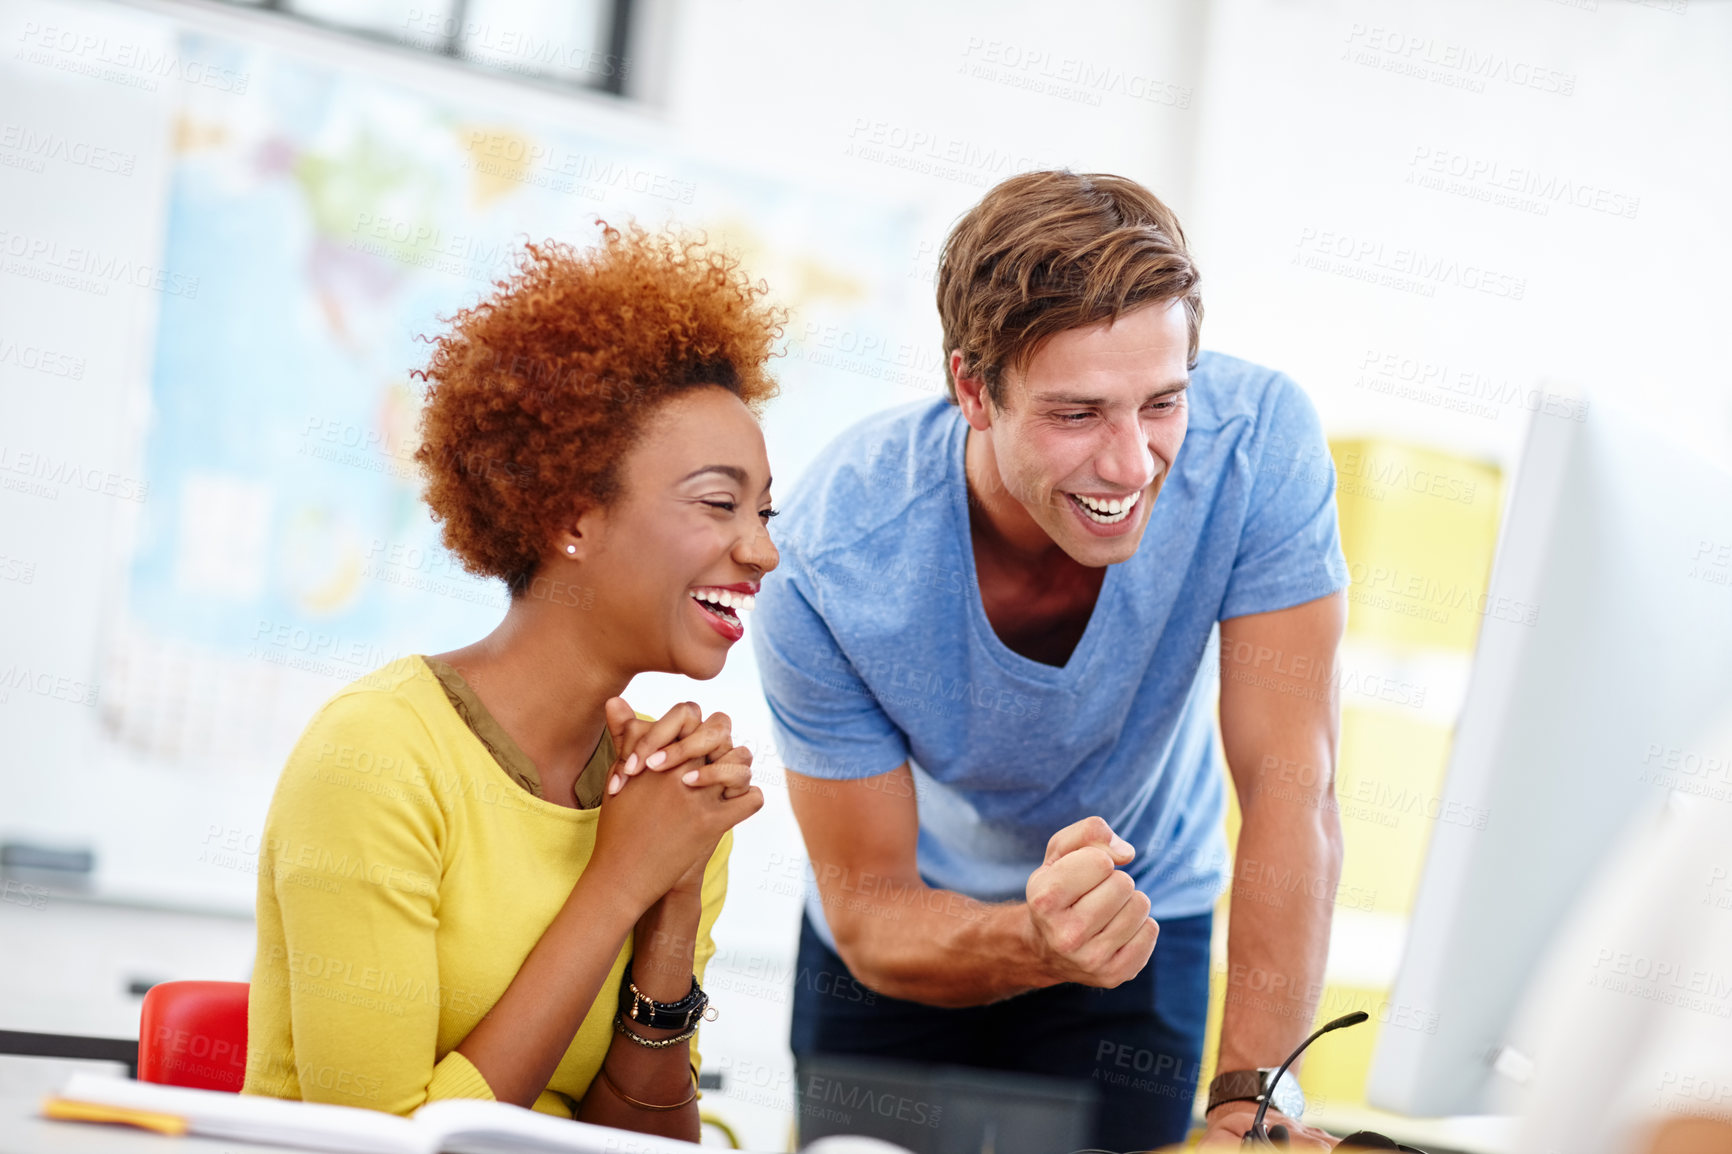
[{"xmin": 753, "ymin": 171, "xmax": 1350, "ymax": 1152}]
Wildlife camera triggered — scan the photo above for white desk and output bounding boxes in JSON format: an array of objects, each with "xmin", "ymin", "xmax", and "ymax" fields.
[{"xmin": 0, "ymin": 1093, "xmax": 306, "ymax": 1154}]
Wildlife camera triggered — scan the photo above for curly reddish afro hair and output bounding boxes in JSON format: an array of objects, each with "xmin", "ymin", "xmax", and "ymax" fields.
[{"xmin": 412, "ymin": 223, "xmax": 784, "ymax": 596}]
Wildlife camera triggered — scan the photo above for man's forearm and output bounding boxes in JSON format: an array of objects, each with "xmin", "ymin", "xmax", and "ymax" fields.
[
  {"xmin": 1212, "ymin": 593, "xmax": 1349, "ymax": 1087},
  {"xmin": 821, "ymin": 878, "xmax": 1052, "ymax": 1007},
  {"xmin": 1214, "ymin": 799, "xmax": 1343, "ymax": 1075},
  {"xmin": 791, "ymin": 771, "xmax": 1154, "ymax": 1009}
]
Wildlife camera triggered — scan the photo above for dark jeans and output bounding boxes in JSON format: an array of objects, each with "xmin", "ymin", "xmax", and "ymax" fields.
[{"xmin": 790, "ymin": 908, "xmax": 1212, "ymax": 1153}]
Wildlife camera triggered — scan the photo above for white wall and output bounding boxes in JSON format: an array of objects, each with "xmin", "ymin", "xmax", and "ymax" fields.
[
  {"xmin": 1185, "ymin": 0, "xmax": 1732, "ymax": 471},
  {"xmin": 659, "ymin": 0, "xmax": 1207, "ymax": 219}
]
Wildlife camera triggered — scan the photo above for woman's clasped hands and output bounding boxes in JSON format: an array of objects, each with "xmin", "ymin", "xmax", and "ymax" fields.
[{"xmin": 590, "ymin": 698, "xmax": 763, "ymax": 910}]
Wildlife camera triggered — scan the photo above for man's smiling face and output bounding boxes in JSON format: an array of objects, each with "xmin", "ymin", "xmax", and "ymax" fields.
[{"xmin": 958, "ymin": 298, "xmax": 1192, "ymax": 568}]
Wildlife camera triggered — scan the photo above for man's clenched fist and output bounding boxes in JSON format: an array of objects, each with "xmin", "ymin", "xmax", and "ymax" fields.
[{"xmin": 1024, "ymin": 816, "xmax": 1160, "ymax": 988}]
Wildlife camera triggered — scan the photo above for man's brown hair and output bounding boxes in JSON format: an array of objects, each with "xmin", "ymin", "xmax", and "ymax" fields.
[{"xmin": 936, "ymin": 170, "xmax": 1202, "ymax": 407}]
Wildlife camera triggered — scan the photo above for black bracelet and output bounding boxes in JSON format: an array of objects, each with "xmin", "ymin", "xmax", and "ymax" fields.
[{"xmin": 618, "ymin": 960, "xmax": 714, "ymax": 1032}]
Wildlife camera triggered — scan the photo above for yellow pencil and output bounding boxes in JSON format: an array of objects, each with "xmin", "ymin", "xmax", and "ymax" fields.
[{"xmin": 41, "ymin": 1096, "xmax": 191, "ymax": 1136}]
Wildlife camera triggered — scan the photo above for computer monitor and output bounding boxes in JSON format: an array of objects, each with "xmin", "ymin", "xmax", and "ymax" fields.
[{"xmin": 1366, "ymin": 390, "xmax": 1732, "ymax": 1116}]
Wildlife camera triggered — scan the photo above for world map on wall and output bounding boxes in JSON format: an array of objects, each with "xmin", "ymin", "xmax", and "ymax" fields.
[{"xmin": 103, "ymin": 29, "xmax": 929, "ymax": 771}]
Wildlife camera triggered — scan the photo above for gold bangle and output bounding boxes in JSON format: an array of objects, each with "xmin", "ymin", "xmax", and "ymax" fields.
[{"xmin": 597, "ymin": 1062, "xmax": 697, "ymax": 1112}]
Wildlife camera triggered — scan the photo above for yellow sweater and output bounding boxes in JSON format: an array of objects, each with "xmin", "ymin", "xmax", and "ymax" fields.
[{"xmin": 240, "ymin": 655, "xmax": 730, "ymax": 1117}]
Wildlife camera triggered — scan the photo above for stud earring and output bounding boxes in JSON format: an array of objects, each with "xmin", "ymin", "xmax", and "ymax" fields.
[{"xmin": 566, "ymin": 545, "xmax": 577, "ymax": 555}]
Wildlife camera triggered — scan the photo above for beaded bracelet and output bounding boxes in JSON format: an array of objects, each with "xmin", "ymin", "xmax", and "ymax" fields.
[{"xmin": 613, "ymin": 1012, "xmax": 697, "ymax": 1049}]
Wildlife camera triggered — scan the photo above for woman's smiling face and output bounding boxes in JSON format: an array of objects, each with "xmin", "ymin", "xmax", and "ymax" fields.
[{"xmin": 570, "ymin": 386, "xmax": 779, "ymax": 681}]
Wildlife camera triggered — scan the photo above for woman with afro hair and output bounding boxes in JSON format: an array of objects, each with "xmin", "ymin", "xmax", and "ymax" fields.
[{"xmin": 242, "ymin": 223, "xmax": 784, "ymax": 1141}]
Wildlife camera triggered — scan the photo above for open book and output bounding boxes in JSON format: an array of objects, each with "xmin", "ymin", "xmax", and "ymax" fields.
[{"xmin": 45, "ymin": 1071, "xmax": 753, "ymax": 1154}]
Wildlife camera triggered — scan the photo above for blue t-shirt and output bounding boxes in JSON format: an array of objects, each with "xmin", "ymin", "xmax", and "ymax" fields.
[{"xmin": 753, "ymin": 351, "xmax": 1349, "ymax": 948}]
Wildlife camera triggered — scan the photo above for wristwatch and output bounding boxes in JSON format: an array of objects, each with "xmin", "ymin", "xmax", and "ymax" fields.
[{"xmin": 1206, "ymin": 1067, "xmax": 1305, "ymax": 1119}]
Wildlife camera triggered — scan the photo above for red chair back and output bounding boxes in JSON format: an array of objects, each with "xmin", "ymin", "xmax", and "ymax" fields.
[{"xmin": 138, "ymin": 980, "xmax": 249, "ymax": 1092}]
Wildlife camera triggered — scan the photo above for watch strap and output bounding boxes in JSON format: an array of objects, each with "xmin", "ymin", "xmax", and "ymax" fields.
[
  {"xmin": 1207, "ymin": 1067, "xmax": 1304, "ymax": 1117},
  {"xmin": 1205, "ymin": 1068, "xmax": 1266, "ymax": 1113}
]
